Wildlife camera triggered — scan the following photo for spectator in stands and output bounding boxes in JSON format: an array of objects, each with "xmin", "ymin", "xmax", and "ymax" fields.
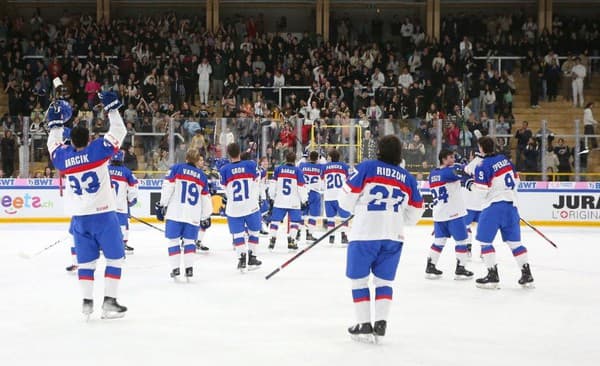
[
  {"xmin": 515, "ymin": 120, "xmax": 532, "ymax": 170},
  {"xmin": 523, "ymin": 137, "xmax": 540, "ymax": 179},
  {"xmin": 529, "ymin": 64, "xmax": 541, "ymax": 109},
  {"xmin": 459, "ymin": 123, "xmax": 473, "ymax": 158},
  {"xmin": 197, "ymin": 57, "xmax": 212, "ymax": 105},
  {"xmin": 1, "ymin": 130, "xmax": 17, "ymax": 177},
  {"xmin": 583, "ymin": 102, "xmax": 598, "ymax": 149},
  {"xmin": 404, "ymin": 134, "xmax": 426, "ymax": 168},
  {"xmin": 545, "ymin": 59, "xmax": 560, "ymax": 102},
  {"xmin": 444, "ymin": 121, "xmax": 460, "ymax": 151},
  {"xmin": 124, "ymin": 144, "xmax": 138, "ymax": 172},
  {"xmin": 544, "ymin": 147, "xmax": 560, "ymax": 180},
  {"xmin": 553, "ymin": 138, "xmax": 572, "ymax": 181},
  {"xmin": 361, "ymin": 130, "xmax": 378, "ymax": 161},
  {"xmin": 483, "ymin": 84, "xmax": 496, "ymax": 118},
  {"xmin": 572, "ymin": 57, "xmax": 586, "ymax": 108}
]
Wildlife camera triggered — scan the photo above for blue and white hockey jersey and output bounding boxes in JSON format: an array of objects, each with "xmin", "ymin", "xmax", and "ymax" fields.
[
  {"xmin": 219, "ymin": 160, "xmax": 261, "ymax": 217},
  {"xmin": 323, "ymin": 162, "xmax": 349, "ymax": 201},
  {"xmin": 298, "ymin": 161, "xmax": 324, "ymax": 193},
  {"xmin": 473, "ymin": 154, "xmax": 520, "ymax": 210},
  {"xmin": 340, "ymin": 160, "xmax": 424, "ymax": 242},
  {"xmin": 272, "ymin": 164, "xmax": 308, "ymax": 209},
  {"xmin": 428, "ymin": 166, "xmax": 466, "ymax": 222},
  {"xmin": 160, "ymin": 163, "xmax": 213, "ymax": 226},
  {"xmin": 48, "ymin": 110, "xmax": 126, "ymax": 216},
  {"xmin": 109, "ymin": 165, "xmax": 139, "ymax": 214}
]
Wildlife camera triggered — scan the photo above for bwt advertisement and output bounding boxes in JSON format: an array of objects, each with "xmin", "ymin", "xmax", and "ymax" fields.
[{"xmin": 1, "ymin": 179, "xmax": 599, "ymax": 225}]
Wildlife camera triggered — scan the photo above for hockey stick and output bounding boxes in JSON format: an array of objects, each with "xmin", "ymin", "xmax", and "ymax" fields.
[
  {"xmin": 520, "ymin": 218, "xmax": 558, "ymax": 248},
  {"xmin": 265, "ymin": 215, "xmax": 354, "ymax": 280},
  {"xmin": 129, "ymin": 215, "xmax": 165, "ymax": 232},
  {"xmin": 19, "ymin": 236, "xmax": 69, "ymax": 259}
]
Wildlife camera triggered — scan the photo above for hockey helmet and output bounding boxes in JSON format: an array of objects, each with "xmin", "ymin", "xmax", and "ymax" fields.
[{"xmin": 112, "ymin": 150, "xmax": 125, "ymax": 163}]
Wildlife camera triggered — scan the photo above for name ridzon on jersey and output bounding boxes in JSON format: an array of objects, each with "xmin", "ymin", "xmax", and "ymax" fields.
[
  {"xmin": 65, "ymin": 154, "xmax": 90, "ymax": 168},
  {"xmin": 376, "ymin": 167, "xmax": 406, "ymax": 182}
]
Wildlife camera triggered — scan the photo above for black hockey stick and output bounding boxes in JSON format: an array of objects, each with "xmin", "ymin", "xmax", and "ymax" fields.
[
  {"xmin": 19, "ymin": 236, "xmax": 69, "ymax": 259},
  {"xmin": 265, "ymin": 215, "xmax": 354, "ymax": 280},
  {"xmin": 130, "ymin": 215, "xmax": 165, "ymax": 233},
  {"xmin": 520, "ymin": 218, "xmax": 558, "ymax": 248}
]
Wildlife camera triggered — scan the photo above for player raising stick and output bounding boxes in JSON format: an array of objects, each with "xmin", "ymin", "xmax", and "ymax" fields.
[
  {"xmin": 47, "ymin": 91, "xmax": 128, "ymax": 319},
  {"xmin": 340, "ymin": 135, "xmax": 424, "ymax": 343}
]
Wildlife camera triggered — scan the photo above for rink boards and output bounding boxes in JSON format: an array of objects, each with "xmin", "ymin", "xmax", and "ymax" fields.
[{"xmin": 1, "ymin": 178, "xmax": 599, "ymax": 226}]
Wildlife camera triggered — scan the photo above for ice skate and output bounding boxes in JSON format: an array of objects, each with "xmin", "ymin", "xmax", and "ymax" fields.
[
  {"xmin": 170, "ymin": 268, "xmax": 181, "ymax": 280},
  {"xmin": 454, "ymin": 259, "xmax": 474, "ymax": 280},
  {"xmin": 66, "ymin": 264, "xmax": 78, "ymax": 272},
  {"xmin": 341, "ymin": 232, "xmax": 349, "ymax": 245},
  {"xmin": 287, "ymin": 237, "xmax": 298, "ymax": 251},
  {"xmin": 238, "ymin": 252, "xmax": 247, "ymax": 273},
  {"xmin": 329, "ymin": 235, "xmax": 335, "ymax": 245},
  {"xmin": 373, "ymin": 320, "xmax": 387, "ymax": 342},
  {"xmin": 305, "ymin": 232, "xmax": 317, "ymax": 242},
  {"xmin": 518, "ymin": 263, "xmax": 535, "ymax": 288},
  {"xmin": 247, "ymin": 251, "xmax": 262, "ymax": 270},
  {"xmin": 185, "ymin": 267, "xmax": 193, "ymax": 281},
  {"xmin": 268, "ymin": 237, "xmax": 276, "ymax": 251},
  {"xmin": 425, "ymin": 258, "xmax": 443, "ymax": 279},
  {"xmin": 82, "ymin": 299, "xmax": 93, "ymax": 321},
  {"xmin": 348, "ymin": 322, "xmax": 376, "ymax": 344},
  {"xmin": 195, "ymin": 240, "xmax": 209, "ymax": 252},
  {"xmin": 476, "ymin": 265, "xmax": 500, "ymax": 289},
  {"xmin": 101, "ymin": 297, "xmax": 127, "ymax": 319},
  {"xmin": 124, "ymin": 244, "xmax": 134, "ymax": 253}
]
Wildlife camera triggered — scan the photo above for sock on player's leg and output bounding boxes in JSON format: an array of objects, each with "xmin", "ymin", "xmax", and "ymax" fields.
[{"xmin": 104, "ymin": 258, "xmax": 123, "ymax": 298}]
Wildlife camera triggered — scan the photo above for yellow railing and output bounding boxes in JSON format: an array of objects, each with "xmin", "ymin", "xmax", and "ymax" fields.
[{"xmin": 309, "ymin": 124, "xmax": 363, "ymax": 162}]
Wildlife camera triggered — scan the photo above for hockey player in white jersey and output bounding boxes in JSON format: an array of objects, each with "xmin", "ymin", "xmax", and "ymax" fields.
[
  {"xmin": 339, "ymin": 135, "xmax": 424, "ymax": 342},
  {"xmin": 462, "ymin": 151, "xmax": 484, "ymax": 257},
  {"xmin": 425, "ymin": 149, "xmax": 473, "ymax": 280},
  {"xmin": 194, "ymin": 154, "xmax": 210, "ymax": 252},
  {"xmin": 323, "ymin": 149, "xmax": 351, "ymax": 245},
  {"xmin": 109, "ymin": 150, "xmax": 138, "ymax": 253},
  {"xmin": 220, "ymin": 143, "xmax": 263, "ymax": 271},
  {"xmin": 155, "ymin": 148, "xmax": 213, "ymax": 280},
  {"xmin": 298, "ymin": 151, "xmax": 324, "ymax": 241},
  {"xmin": 268, "ymin": 151, "xmax": 308, "ymax": 251},
  {"xmin": 47, "ymin": 91, "xmax": 128, "ymax": 319},
  {"xmin": 472, "ymin": 136, "xmax": 534, "ymax": 288}
]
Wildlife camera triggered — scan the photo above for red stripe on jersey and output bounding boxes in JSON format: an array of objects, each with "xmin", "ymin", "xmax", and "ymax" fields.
[
  {"xmin": 61, "ymin": 155, "xmax": 111, "ymax": 175},
  {"xmin": 173, "ymin": 174, "xmax": 206, "ymax": 187},
  {"xmin": 225, "ymin": 173, "xmax": 256, "ymax": 184},
  {"xmin": 277, "ymin": 173, "xmax": 298, "ymax": 180},
  {"xmin": 303, "ymin": 172, "xmax": 321, "ymax": 176},
  {"xmin": 347, "ymin": 183, "xmax": 361, "ymax": 193},
  {"xmin": 429, "ymin": 181, "xmax": 446, "ymax": 188},
  {"xmin": 493, "ymin": 165, "xmax": 513, "ymax": 178},
  {"xmin": 363, "ymin": 176, "xmax": 423, "ymax": 208},
  {"xmin": 324, "ymin": 169, "xmax": 347, "ymax": 176},
  {"xmin": 110, "ymin": 175, "xmax": 128, "ymax": 182}
]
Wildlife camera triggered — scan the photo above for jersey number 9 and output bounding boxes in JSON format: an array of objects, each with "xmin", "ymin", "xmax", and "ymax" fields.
[{"xmin": 180, "ymin": 181, "xmax": 199, "ymax": 205}]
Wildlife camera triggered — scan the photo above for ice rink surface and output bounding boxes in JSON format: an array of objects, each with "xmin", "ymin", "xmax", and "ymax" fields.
[{"xmin": 1, "ymin": 223, "xmax": 598, "ymax": 366}]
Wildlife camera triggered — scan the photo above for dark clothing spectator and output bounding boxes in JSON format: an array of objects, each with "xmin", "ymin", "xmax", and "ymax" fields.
[{"xmin": 1, "ymin": 131, "xmax": 17, "ymax": 177}]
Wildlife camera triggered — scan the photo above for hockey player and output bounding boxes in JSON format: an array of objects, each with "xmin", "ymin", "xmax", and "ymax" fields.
[
  {"xmin": 462, "ymin": 151, "xmax": 485, "ymax": 257},
  {"xmin": 109, "ymin": 150, "xmax": 138, "ymax": 253},
  {"xmin": 425, "ymin": 149, "xmax": 473, "ymax": 280},
  {"xmin": 298, "ymin": 151, "xmax": 325, "ymax": 241},
  {"xmin": 472, "ymin": 136, "xmax": 534, "ymax": 289},
  {"xmin": 339, "ymin": 135, "xmax": 424, "ymax": 343},
  {"xmin": 47, "ymin": 91, "xmax": 128, "ymax": 319},
  {"xmin": 194, "ymin": 155, "xmax": 210, "ymax": 252},
  {"xmin": 219, "ymin": 143, "xmax": 263, "ymax": 271},
  {"xmin": 268, "ymin": 151, "xmax": 308, "ymax": 251},
  {"xmin": 155, "ymin": 148, "xmax": 213, "ymax": 280},
  {"xmin": 323, "ymin": 149, "xmax": 351, "ymax": 244}
]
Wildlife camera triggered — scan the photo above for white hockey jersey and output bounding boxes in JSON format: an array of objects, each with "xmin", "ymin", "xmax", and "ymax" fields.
[
  {"xmin": 160, "ymin": 163, "xmax": 213, "ymax": 226},
  {"xmin": 109, "ymin": 164, "xmax": 139, "ymax": 214},
  {"xmin": 272, "ymin": 164, "xmax": 308, "ymax": 209},
  {"xmin": 428, "ymin": 165, "xmax": 466, "ymax": 222},
  {"xmin": 474, "ymin": 154, "xmax": 520, "ymax": 210},
  {"xmin": 219, "ymin": 160, "xmax": 261, "ymax": 218},
  {"xmin": 323, "ymin": 161, "xmax": 349, "ymax": 201},
  {"xmin": 339, "ymin": 160, "xmax": 424, "ymax": 242},
  {"xmin": 48, "ymin": 110, "xmax": 126, "ymax": 216},
  {"xmin": 462, "ymin": 155, "xmax": 484, "ymax": 211}
]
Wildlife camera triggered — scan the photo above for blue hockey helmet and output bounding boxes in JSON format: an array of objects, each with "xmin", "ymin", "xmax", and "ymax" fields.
[{"xmin": 112, "ymin": 150, "xmax": 125, "ymax": 163}]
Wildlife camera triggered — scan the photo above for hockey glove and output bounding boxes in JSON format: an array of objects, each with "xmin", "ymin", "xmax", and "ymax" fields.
[
  {"xmin": 155, "ymin": 202, "xmax": 166, "ymax": 221},
  {"xmin": 301, "ymin": 201, "xmax": 309, "ymax": 211},
  {"xmin": 200, "ymin": 217, "xmax": 212, "ymax": 229},
  {"xmin": 98, "ymin": 91, "xmax": 123, "ymax": 112},
  {"xmin": 46, "ymin": 103, "xmax": 65, "ymax": 129},
  {"xmin": 465, "ymin": 178, "xmax": 475, "ymax": 191}
]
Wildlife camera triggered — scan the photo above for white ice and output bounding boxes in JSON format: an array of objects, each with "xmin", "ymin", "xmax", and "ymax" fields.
[{"xmin": 1, "ymin": 223, "xmax": 598, "ymax": 366}]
